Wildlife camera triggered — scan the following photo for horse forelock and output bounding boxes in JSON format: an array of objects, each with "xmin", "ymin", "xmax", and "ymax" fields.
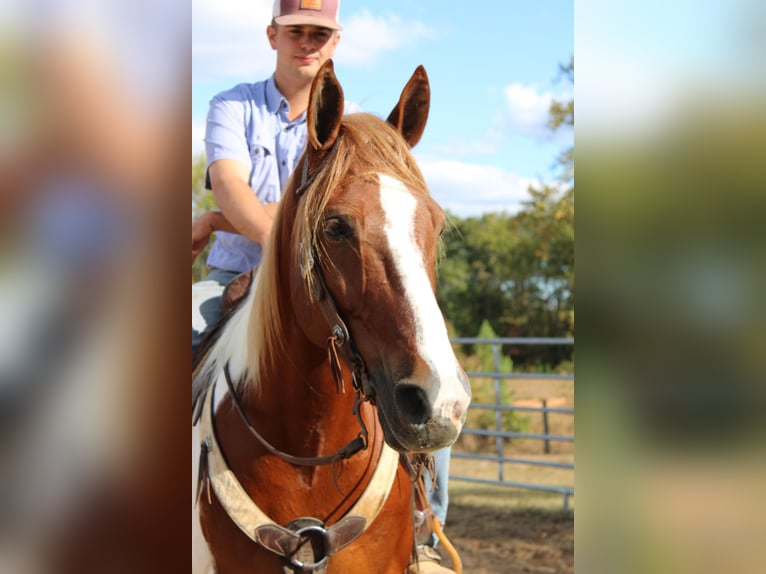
[{"xmin": 294, "ymin": 114, "xmax": 431, "ymax": 272}]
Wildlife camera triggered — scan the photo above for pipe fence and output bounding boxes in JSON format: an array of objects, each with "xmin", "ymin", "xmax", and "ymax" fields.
[{"xmin": 449, "ymin": 337, "xmax": 574, "ymax": 511}]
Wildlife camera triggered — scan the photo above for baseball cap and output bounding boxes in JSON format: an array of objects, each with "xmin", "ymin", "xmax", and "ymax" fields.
[{"xmin": 272, "ymin": 0, "xmax": 343, "ymax": 31}]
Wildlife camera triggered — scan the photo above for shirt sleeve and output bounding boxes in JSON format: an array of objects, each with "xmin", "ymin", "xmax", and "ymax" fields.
[{"xmin": 204, "ymin": 92, "xmax": 252, "ymax": 185}]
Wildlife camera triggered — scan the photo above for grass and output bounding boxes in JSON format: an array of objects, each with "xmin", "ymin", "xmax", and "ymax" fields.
[{"xmin": 448, "ymin": 454, "xmax": 574, "ymax": 512}]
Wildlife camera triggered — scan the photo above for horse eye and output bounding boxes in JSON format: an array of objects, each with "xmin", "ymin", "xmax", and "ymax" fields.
[{"xmin": 324, "ymin": 217, "xmax": 354, "ymax": 242}]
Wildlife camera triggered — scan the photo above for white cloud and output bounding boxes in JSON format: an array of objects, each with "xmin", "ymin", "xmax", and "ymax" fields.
[
  {"xmin": 503, "ymin": 83, "xmax": 559, "ymax": 138},
  {"xmin": 575, "ymin": 49, "xmax": 674, "ymax": 136},
  {"xmin": 432, "ymin": 84, "xmax": 572, "ymax": 159},
  {"xmin": 416, "ymin": 155, "xmax": 539, "ymax": 217},
  {"xmin": 192, "ymin": 0, "xmax": 274, "ymax": 84},
  {"xmin": 335, "ymin": 10, "xmax": 437, "ymax": 67}
]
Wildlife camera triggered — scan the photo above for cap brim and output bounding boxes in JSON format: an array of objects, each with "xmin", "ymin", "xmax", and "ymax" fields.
[{"xmin": 275, "ymin": 15, "xmax": 343, "ymax": 30}]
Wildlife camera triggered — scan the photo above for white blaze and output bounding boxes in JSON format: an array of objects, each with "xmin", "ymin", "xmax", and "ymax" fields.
[{"xmin": 377, "ymin": 174, "xmax": 468, "ymax": 421}]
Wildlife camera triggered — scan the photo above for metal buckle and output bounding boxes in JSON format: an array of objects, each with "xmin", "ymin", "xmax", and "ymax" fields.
[
  {"xmin": 289, "ymin": 524, "xmax": 330, "ymax": 570},
  {"xmin": 331, "ymin": 324, "xmax": 346, "ymax": 347}
]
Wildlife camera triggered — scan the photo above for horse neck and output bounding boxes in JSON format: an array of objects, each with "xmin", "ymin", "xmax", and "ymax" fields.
[
  {"xmin": 240, "ymin": 312, "xmax": 370, "ymax": 462},
  {"xmin": 233, "ymin": 204, "xmax": 377, "ymax": 465}
]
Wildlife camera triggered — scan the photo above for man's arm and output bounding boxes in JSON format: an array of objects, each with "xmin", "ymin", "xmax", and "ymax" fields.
[
  {"xmin": 192, "ymin": 210, "xmax": 233, "ymax": 265},
  {"xmin": 191, "ymin": 159, "xmax": 281, "ymax": 266},
  {"xmin": 208, "ymin": 158, "xmax": 275, "ymax": 246}
]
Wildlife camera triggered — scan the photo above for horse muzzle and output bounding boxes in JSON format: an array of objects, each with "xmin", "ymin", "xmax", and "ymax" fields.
[{"xmin": 374, "ymin": 367, "xmax": 471, "ymax": 452}]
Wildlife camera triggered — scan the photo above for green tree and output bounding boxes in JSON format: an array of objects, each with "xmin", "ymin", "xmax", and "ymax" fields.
[
  {"xmin": 192, "ymin": 154, "xmax": 215, "ymax": 282},
  {"xmin": 548, "ymin": 55, "xmax": 574, "ymax": 184},
  {"xmin": 459, "ymin": 320, "xmax": 529, "ymax": 451},
  {"xmin": 436, "ymin": 57, "xmax": 574, "ymax": 369}
]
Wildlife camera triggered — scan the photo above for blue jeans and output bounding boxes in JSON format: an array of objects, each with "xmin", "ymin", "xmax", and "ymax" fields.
[
  {"xmin": 424, "ymin": 446, "xmax": 451, "ymax": 546},
  {"xmin": 192, "ymin": 268, "xmax": 238, "ymax": 354}
]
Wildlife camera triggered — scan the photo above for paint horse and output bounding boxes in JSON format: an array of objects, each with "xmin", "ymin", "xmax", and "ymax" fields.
[{"xmin": 192, "ymin": 61, "xmax": 471, "ymax": 574}]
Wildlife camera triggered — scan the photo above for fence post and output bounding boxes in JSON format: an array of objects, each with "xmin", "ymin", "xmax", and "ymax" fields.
[
  {"xmin": 492, "ymin": 344, "xmax": 503, "ymax": 482},
  {"xmin": 542, "ymin": 398, "xmax": 550, "ymax": 454}
]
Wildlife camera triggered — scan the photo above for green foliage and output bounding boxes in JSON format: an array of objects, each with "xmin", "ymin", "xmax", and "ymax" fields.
[
  {"xmin": 475, "ymin": 320, "xmax": 513, "ymax": 373},
  {"xmin": 437, "ymin": 185, "xmax": 574, "ymax": 367},
  {"xmin": 548, "ymin": 55, "xmax": 574, "ymax": 184},
  {"xmin": 547, "ymin": 56, "xmax": 573, "ymax": 131},
  {"xmin": 460, "ymin": 320, "xmax": 530, "ymax": 451}
]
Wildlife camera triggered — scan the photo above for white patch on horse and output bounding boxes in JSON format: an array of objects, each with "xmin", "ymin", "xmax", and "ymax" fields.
[{"xmin": 377, "ymin": 174, "xmax": 469, "ymax": 426}]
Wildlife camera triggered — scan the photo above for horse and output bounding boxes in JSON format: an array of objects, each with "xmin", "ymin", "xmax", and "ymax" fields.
[{"xmin": 192, "ymin": 60, "xmax": 472, "ymax": 574}]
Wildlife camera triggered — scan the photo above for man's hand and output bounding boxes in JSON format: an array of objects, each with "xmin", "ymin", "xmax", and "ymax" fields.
[{"xmin": 192, "ymin": 214, "xmax": 214, "ymax": 265}]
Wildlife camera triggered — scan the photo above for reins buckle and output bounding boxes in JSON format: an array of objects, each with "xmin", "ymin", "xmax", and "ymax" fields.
[{"xmin": 331, "ymin": 324, "xmax": 347, "ymax": 347}]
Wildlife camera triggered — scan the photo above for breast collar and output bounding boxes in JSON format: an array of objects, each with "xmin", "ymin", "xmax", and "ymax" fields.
[{"xmin": 196, "ymin": 383, "xmax": 400, "ymax": 572}]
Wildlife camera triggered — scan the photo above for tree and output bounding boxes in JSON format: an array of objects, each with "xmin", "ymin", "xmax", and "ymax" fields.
[
  {"xmin": 192, "ymin": 153, "xmax": 215, "ymax": 282},
  {"xmin": 548, "ymin": 56, "xmax": 574, "ymax": 184},
  {"xmin": 436, "ymin": 57, "xmax": 574, "ymax": 369}
]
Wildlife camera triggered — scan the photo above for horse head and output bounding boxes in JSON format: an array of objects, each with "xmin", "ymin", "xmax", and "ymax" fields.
[{"xmin": 277, "ymin": 60, "xmax": 471, "ymax": 453}]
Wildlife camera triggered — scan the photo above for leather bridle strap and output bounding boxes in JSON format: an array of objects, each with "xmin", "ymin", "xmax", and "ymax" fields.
[
  {"xmin": 223, "ymin": 362, "xmax": 368, "ymax": 467},
  {"xmin": 309, "ymin": 256, "xmax": 375, "ymax": 400},
  {"xmin": 294, "ymin": 153, "xmax": 373, "ymax": 399}
]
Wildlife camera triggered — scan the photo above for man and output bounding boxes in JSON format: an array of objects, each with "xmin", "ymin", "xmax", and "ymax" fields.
[
  {"xmin": 192, "ymin": 2, "xmax": 455, "ymax": 571},
  {"xmin": 192, "ymin": 0, "xmax": 344, "ymax": 351}
]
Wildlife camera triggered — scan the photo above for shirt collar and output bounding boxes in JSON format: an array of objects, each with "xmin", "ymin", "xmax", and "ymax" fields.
[
  {"xmin": 266, "ymin": 74, "xmax": 306, "ymax": 125},
  {"xmin": 265, "ymin": 75, "xmax": 283, "ymax": 115}
]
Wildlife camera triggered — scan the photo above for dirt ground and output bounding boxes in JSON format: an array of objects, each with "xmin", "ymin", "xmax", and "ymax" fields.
[
  {"xmin": 430, "ymin": 376, "xmax": 575, "ymax": 573},
  {"xmin": 434, "ymin": 505, "xmax": 574, "ymax": 574}
]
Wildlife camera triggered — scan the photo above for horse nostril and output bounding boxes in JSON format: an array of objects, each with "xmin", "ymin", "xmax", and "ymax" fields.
[{"xmin": 394, "ymin": 384, "xmax": 432, "ymax": 425}]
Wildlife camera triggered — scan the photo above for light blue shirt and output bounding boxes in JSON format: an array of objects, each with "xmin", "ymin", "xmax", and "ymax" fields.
[{"xmin": 204, "ymin": 75, "xmax": 307, "ymax": 273}]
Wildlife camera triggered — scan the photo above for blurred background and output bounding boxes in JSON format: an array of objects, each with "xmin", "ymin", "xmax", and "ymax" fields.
[
  {"xmin": 576, "ymin": 1, "xmax": 766, "ymax": 573},
  {"xmin": 1, "ymin": 0, "xmax": 188, "ymax": 571}
]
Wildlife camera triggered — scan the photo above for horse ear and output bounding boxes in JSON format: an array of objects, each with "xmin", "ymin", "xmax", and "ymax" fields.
[
  {"xmin": 386, "ymin": 65, "xmax": 430, "ymax": 148},
  {"xmin": 307, "ymin": 60, "xmax": 344, "ymax": 152}
]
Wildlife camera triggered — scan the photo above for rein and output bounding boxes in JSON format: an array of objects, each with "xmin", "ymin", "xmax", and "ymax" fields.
[
  {"xmin": 296, "ymin": 154, "xmax": 375, "ymax": 400},
  {"xmin": 222, "ymin": 361, "xmax": 369, "ymax": 467}
]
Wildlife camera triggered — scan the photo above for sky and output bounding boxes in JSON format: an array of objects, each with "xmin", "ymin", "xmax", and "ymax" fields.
[{"xmin": 192, "ymin": 0, "xmax": 574, "ymax": 217}]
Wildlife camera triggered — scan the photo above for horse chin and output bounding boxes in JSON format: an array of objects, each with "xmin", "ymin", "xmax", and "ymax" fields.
[{"xmin": 374, "ymin": 398, "xmax": 459, "ymax": 453}]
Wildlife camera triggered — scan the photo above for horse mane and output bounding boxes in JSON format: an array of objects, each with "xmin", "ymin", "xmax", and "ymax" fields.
[{"xmin": 192, "ymin": 112, "xmax": 431, "ymax": 405}]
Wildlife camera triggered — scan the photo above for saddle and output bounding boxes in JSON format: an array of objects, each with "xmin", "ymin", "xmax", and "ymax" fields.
[
  {"xmin": 192, "ymin": 269, "xmax": 256, "ymax": 418},
  {"xmin": 221, "ymin": 269, "xmax": 255, "ymax": 316}
]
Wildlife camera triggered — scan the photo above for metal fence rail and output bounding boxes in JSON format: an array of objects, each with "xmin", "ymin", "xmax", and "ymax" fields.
[{"xmin": 449, "ymin": 337, "xmax": 574, "ymax": 511}]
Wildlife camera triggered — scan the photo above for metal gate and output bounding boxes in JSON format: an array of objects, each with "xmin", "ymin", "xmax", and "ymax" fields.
[{"xmin": 449, "ymin": 337, "xmax": 574, "ymax": 511}]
